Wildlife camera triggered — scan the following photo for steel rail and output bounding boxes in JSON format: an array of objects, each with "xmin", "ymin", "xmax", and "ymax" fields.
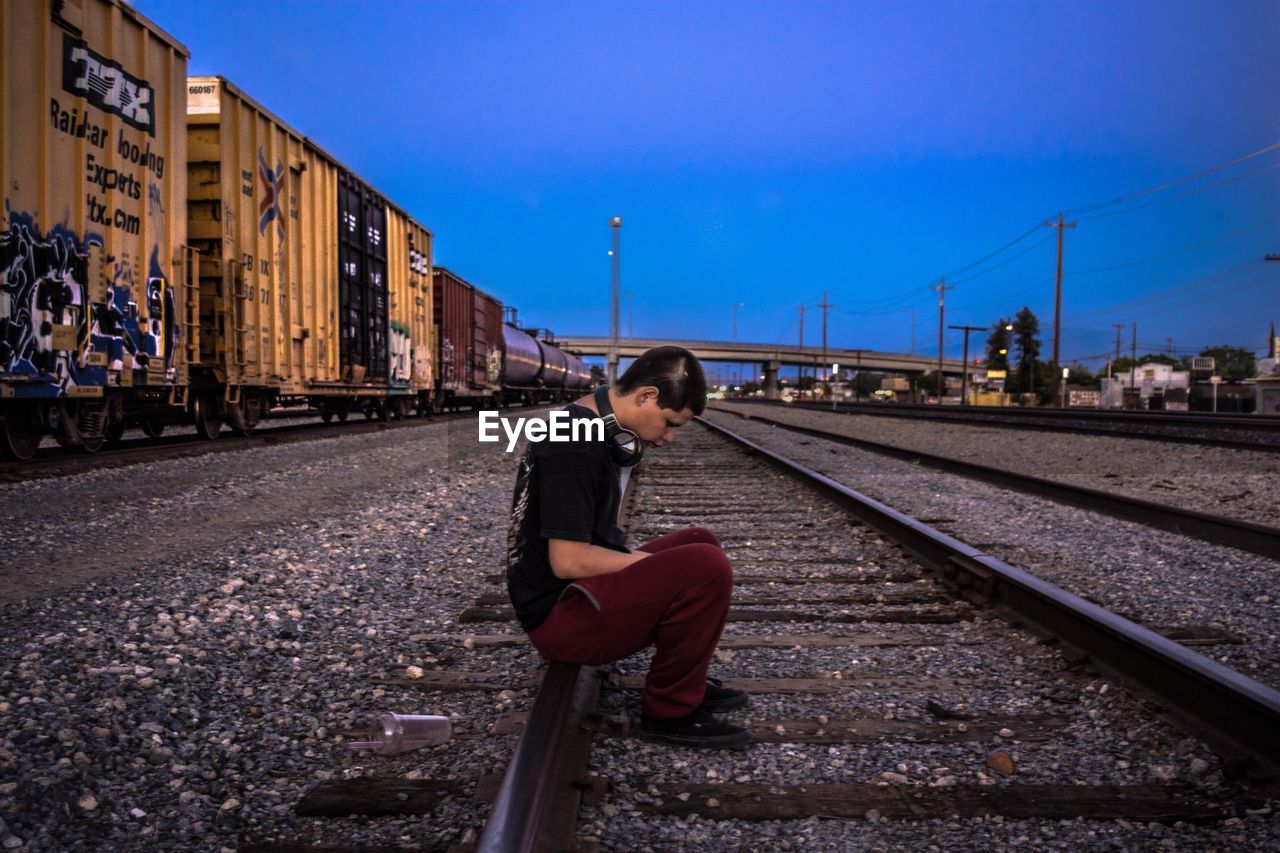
[
  {"xmin": 0, "ymin": 406, "xmax": 513, "ymax": 483},
  {"xmin": 477, "ymin": 449, "xmax": 642, "ymax": 851},
  {"xmin": 697, "ymin": 415, "xmax": 1280, "ymax": 778},
  {"xmin": 710, "ymin": 406, "xmax": 1280, "ymax": 561},
  {"xmin": 771, "ymin": 400, "xmax": 1280, "ymax": 452},
  {"xmin": 796, "ymin": 399, "xmax": 1280, "ymax": 429},
  {"xmin": 476, "ymin": 661, "xmax": 587, "ymax": 853}
]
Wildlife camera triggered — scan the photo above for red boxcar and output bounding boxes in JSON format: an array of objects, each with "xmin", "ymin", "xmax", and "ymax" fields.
[{"xmin": 431, "ymin": 267, "xmax": 502, "ymax": 408}]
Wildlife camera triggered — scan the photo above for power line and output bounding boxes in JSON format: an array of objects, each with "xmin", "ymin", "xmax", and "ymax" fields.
[
  {"xmin": 1062, "ymin": 259, "xmax": 1261, "ymax": 324},
  {"xmin": 931, "ymin": 141, "xmax": 1280, "ymax": 289},
  {"xmin": 1071, "ymin": 213, "xmax": 1280, "ymax": 276},
  {"xmin": 943, "ymin": 221, "xmax": 1045, "ymax": 279},
  {"xmin": 950, "ymin": 234, "xmax": 1055, "ymax": 285},
  {"xmin": 1075, "ymin": 161, "xmax": 1280, "ymax": 224},
  {"xmin": 1065, "ymin": 140, "xmax": 1280, "ymax": 217},
  {"xmin": 1059, "ymin": 271, "xmax": 1278, "ymax": 334}
]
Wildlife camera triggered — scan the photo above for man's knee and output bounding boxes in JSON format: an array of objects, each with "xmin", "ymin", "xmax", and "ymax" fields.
[
  {"xmin": 682, "ymin": 543, "xmax": 733, "ymax": 594},
  {"xmin": 686, "ymin": 526, "xmax": 722, "ymax": 549}
]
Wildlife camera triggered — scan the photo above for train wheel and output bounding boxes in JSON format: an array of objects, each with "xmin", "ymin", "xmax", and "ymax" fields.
[
  {"xmin": 79, "ymin": 436, "xmax": 106, "ymax": 454},
  {"xmin": 337, "ymin": 409, "xmax": 349, "ymax": 423},
  {"xmin": 141, "ymin": 420, "xmax": 165, "ymax": 439},
  {"xmin": 320, "ymin": 409, "xmax": 335, "ymax": 424},
  {"xmin": 106, "ymin": 419, "xmax": 127, "ymax": 443},
  {"xmin": 193, "ymin": 394, "xmax": 223, "ymax": 440},
  {"xmin": 228, "ymin": 404, "xmax": 256, "ymax": 437},
  {"xmin": 0, "ymin": 412, "xmax": 40, "ymax": 461}
]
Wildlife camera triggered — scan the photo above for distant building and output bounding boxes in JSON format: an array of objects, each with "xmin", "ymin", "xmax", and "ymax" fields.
[
  {"xmin": 1254, "ymin": 331, "xmax": 1280, "ymax": 413},
  {"xmin": 1100, "ymin": 363, "xmax": 1189, "ymax": 410},
  {"xmin": 1257, "ymin": 334, "xmax": 1280, "ymax": 379}
]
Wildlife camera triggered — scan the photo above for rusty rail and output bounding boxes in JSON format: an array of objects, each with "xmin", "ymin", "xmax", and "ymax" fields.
[
  {"xmin": 710, "ymin": 406, "xmax": 1280, "ymax": 561},
  {"xmin": 698, "ymin": 415, "xmax": 1280, "ymax": 779}
]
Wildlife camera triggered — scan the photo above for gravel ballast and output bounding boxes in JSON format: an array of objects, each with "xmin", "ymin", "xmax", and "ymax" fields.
[
  {"xmin": 715, "ymin": 400, "xmax": 1279, "ymax": 526},
  {"xmin": 0, "ymin": 413, "xmax": 534, "ymax": 850},
  {"xmin": 701, "ymin": 409, "xmax": 1280, "ymax": 689},
  {"xmin": 576, "ymin": 425, "xmax": 1280, "ymax": 851}
]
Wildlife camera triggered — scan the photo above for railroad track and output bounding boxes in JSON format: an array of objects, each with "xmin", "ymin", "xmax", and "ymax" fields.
[
  {"xmin": 0, "ymin": 407, "xmax": 516, "ymax": 483},
  {"xmin": 707, "ymin": 404, "xmax": 1280, "ymax": 561},
  {"xmin": 773, "ymin": 399, "xmax": 1280, "ymax": 453},
  {"xmin": 265, "ymin": 417, "xmax": 1279, "ymax": 851},
  {"xmin": 468, "ymin": 419, "xmax": 1279, "ymax": 849}
]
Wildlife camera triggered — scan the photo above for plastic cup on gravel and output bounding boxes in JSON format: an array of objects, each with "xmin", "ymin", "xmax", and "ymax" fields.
[{"xmin": 346, "ymin": 713, "xmax": 451, "ymax": 755}]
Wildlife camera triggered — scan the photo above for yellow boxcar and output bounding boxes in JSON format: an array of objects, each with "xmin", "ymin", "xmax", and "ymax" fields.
[
  {"xmin": 186, "ymin": 76, "xmax": 435, "ymax": 432},
  {"xmin": 385, "ymin": 206, "xmax": 434, "ymax": 417},
  {"xmin": 0, "ymin": 0, "xmax": 189, "ymax": 458},
  {"xmin": 186, "ymin": 75, "xmax": 348, "ymax": 435}
]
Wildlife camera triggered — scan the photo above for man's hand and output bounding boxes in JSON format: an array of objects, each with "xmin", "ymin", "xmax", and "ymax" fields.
[{"xmin": 549, "ymin": 539, "xmax": 648, "ymax": 579}]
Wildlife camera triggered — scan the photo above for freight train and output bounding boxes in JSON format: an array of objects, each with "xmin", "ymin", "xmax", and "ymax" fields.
[{"xmin": 0, "ymin": 0, "xmax": 591, "ymax": 460}]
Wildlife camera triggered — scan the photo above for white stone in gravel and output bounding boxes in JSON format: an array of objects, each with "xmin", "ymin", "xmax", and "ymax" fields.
[{"xmin": 77, "ymin": 792, "xmax": 97, "ymax": 811}]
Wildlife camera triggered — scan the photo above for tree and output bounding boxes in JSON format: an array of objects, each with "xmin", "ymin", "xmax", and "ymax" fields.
[
  {"xmin": 916, "ymin": 370, "xmax": 943, "ymax": 398},
  {"xmin": 1066, "ymin": 364, "xmax": 1097, "ymax": 387},
  {"xmin": 985, "ymin": 318, "xmax": 1013, "ymax": 373},
  {"xmin": 1011, "ymin": 307, "xmax": 1041, "ymax": 398},
  {"xmin": 1198, "ymin": 345, "xmax": 1256, "ymax": 382},
  {"xmin": 852, "ymin": 371, "xmax": 883, "ymax": 399}
]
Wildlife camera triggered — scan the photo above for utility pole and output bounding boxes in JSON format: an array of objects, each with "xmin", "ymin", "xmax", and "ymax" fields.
[
  {"xmin": 930, "ymin": 278, "xmax": 953, "ymax": 400},
  {"xmin": 1044, "ymin": 212, "xmax": 1077, "ymax": 407},
  {"xmin": 1129, "ymin": 322, "xmax": 1138, "ymax": 398},
  {"xmin": 818, "ymin": 292, "xmax": 833, "ymax": 397},
  {"xmin": 608, "ymin": 216, "xmax": 622, "ymax": 383},
  {"xmin": 901, "ymin": 307, "xmax": 916, "ymax": 355},
  {"xmin": 1166, "ymin": 337, "xmax": 1174, "ymax": 357},
  {"xmin": 733, "ymin": 301, "xmax": 744, "ymax": 393},
  {"xmin": 948, "ymin": 324, "xmax": 985, "ymax": 406},
  {"xmin": 797, "ymin": 304, "xmax": 807, "ymax": 391},
  {"xmin": 1111, "ymin": 323, "xmax": 1124, "ymax": 380}
]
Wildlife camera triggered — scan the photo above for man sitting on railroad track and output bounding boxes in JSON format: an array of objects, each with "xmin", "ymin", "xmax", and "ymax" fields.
[{"xmin": 505, "ymin": 345, "xmax": 751, "ymax": 748}]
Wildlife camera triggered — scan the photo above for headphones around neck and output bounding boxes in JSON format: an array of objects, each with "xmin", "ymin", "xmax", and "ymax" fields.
[{"xmin": 594, "ymin": 385, "xmax": 643, "ymax": 467}]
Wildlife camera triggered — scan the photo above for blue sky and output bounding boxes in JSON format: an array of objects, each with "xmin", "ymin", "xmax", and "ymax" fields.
[{"xmin": 140, "ymin": 0, "xmax": 1280, "ymax": 368}]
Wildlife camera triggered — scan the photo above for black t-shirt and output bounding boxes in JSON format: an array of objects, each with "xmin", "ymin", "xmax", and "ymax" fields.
[{"xmin": 506, "ymin": 403, "xmax": 628, "ymax": 632}]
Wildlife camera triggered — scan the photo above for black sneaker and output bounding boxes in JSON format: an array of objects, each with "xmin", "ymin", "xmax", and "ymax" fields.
[
  {"xmin": 700, "ymin": 677, "xmax": 749, "ymax": 713},
  {"xmin": 640, "ymin": 708, "xmax": 752, "ymax": 749}
]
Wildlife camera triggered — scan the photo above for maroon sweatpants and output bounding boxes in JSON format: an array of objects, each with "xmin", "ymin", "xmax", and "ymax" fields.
[{"xmin": 527, "ymin": 526, "xmax": 733, "ymax": 718}]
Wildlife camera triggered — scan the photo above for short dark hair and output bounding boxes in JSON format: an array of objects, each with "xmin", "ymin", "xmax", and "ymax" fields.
[{"xmin": 617, "ymin": 346, "xmax": 707, "ymax": 415}]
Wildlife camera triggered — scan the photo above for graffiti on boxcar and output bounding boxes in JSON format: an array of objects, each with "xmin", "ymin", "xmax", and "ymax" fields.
[
  {"xmin": 1, "ymin": 204, "xmax": 176, "ymax": 391},
  {"xmin": 257, "ymin": 148, "xmax": 285, "ymax": 241},
  {"xmin": 1, "ymin": 208, "xmax": 97, "ymax": 390},
  {"xmin": 390, "ymin": 321, "xmax": 411, "ymax": 385}
]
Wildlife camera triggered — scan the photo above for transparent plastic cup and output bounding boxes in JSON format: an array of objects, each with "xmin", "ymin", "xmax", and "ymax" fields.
[{"xmin": 346, "ymin": 713, "xmax": 452, "ymax": 755}]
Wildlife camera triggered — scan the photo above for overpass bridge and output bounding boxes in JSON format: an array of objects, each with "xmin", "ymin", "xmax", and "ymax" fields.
[{"xmin": 554, "ymin": 336, "xmax": 967, "ymax": 398}]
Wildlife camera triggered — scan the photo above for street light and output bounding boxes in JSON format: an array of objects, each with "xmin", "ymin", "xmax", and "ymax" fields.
[{"xmin": 608, "ymin": 216, "xmax": 623, "ymax": 383}]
